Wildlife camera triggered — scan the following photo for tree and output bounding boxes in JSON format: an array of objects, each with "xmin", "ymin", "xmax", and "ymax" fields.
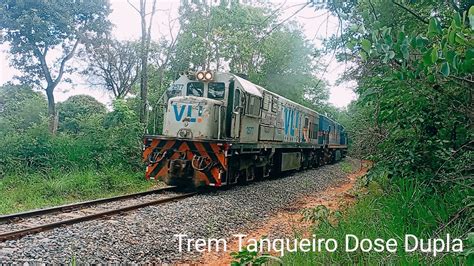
[
  {"xmin": 172, "ymin": 1, "xmax": 274, "ymax": 73},
  {"xmin": 0, "ymin": 84, "xmax": 47, "ymax": 133},
  {"xmin": 83, "ymin": 38, "xmax": 140, "ymax": 99},
  {"xmin": 128, "ymin": 0, "xmax": 158, "ymax": 126},
  {"xmin": 250, "ymin": 25, "xmax": 329, "ymax": 108},
  {"xmin": 172, "ymin": 1, "xmax": 329, "ymax": 108},
  {"xmin": 325, "ymin": 1, "xmax": 473, "ymax": 177},
  {"xmin": 0, "ymin": 0, "xmax": 111, "ymax": 133},
  {"xmin": 57, "ymin": 95, "xmax": 107, "ymax": 133}
]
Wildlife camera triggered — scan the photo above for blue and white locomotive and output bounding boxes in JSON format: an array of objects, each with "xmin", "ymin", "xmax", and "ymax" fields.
[{"xmin": 143, "ymin": 71, "xmax": 347, "ymax": 187}]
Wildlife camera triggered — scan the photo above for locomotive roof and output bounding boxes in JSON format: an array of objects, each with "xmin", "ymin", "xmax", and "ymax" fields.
[
  {"xmin": 233, "ymin": 75, "xmax": 263, "ymax": 97},
  {"xmin": 229, "ymin": 72, "xmax": 344, "ymax": 129}
]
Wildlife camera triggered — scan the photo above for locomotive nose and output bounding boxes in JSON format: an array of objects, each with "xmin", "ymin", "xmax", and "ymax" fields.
[{"xmin": 163, "ymin": 96, "xmax": 224, "ymax": 140}]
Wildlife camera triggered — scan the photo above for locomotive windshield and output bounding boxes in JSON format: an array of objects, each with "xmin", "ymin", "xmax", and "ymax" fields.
[
  {"xmin": 166, "ymin": 83, "xmax": 184, "ymax": 99},
  {"xmin": 187, "ymin": 82, "xmax": 204, "ymax": 97},
  {"xmin": 208, "ymin": 82, "xmax": 225, "ymax": 99}
]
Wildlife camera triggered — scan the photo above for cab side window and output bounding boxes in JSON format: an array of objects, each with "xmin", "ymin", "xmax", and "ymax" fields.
[
  {"xmin": 247, "ymin": 95, "xmax": 261, "ymax": 116},
  {"xmin": 234, "ymin": 89, "xmax": 241, "ymax": 109}
]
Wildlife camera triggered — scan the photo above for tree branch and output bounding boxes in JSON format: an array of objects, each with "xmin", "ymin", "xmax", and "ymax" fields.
[
  {"xmin": 368, "ymin": 0, "xmax": 378, "ymax": 20},
  {"xmin": 53, "ymin": 38, "xmax": 80, "ymax": 87},
  {"xmin": 391, "ymin": 1, "xmax": 428, "ymax": 24},
  {"xmin": 127, "ymin": 0, "xmax": 140, "ymax": 14},
  {"xmin": 33, "ymin": 46, "xmax": 54, "ymax": 86}
]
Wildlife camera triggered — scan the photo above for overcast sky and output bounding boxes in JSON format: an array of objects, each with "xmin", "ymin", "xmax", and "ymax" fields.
[{"xmin": 0, "ymin": 0, "xmax": 356, "ymax": 107}]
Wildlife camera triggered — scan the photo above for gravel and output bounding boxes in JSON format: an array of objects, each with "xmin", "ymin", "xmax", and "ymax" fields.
[
  {"xmin": 0, "ymin": 191, "xmax": 180, "ymax": 233},
  {"xmin": 0, "ymin": 158, "xmax": 360, "ymax": 264}
]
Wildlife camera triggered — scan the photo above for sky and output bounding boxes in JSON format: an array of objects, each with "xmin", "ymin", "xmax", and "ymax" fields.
[{"xmin": 0, "ymin": 0, "xmax": 356, "ymax": 108}]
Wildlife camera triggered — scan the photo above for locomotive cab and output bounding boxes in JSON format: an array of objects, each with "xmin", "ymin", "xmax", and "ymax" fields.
[{"xmin": 162, "ymin": 71, "xmax": 230, "ymax": 140}]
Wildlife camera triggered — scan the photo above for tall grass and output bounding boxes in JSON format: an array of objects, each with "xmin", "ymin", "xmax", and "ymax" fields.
[
  {"xmin": 0, "ymin": 168, "xmax": 153, "ymax": 214},
  {"xmin": 283, "ymin": 176, "xmax": 473, "ymax": 265}
]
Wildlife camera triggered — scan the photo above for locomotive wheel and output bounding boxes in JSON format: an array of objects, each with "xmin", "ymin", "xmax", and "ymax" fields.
[
  {"xmin": 323, "ymin": 148, "xmax": 332, "ymax": 165},
  {"xmin": 246, "ymin": 166, "xmax": 255, "ymax": 182},
  {"xmin": 229, "ymin": 168, "xmax": 240, "ymax": 185},
  {"xmin": 255, "ymin": 166, "xmax": 265, "ymax": 180}
]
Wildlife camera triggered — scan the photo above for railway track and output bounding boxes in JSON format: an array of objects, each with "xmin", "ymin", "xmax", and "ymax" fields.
[{"xmin": 0, "ymin": 186, "xmax": 197, "ymax": 242}]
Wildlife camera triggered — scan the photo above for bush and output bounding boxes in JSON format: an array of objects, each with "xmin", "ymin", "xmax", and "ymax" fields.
[
  {"xmin": 283, "ymin": 174, "xmax": 473, "ymax": 264},
  {"xmin": 0, "ymin": 88, "xmax": 149, "ymax": 213},
  {"xmin": 0, "ymin": 87, "xmax": 143, "ymax": 176},
  {"xmin": 57, "ymin": 94, "xmax": 107, "ymax": 134}
]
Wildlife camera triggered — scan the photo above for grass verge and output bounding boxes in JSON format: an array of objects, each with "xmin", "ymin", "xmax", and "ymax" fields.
[
  {"xmin": 282, "ymin": 174, "xmax": 473, "ymax": 265},
  {"xmin": 0, "ymin": 168, "xmax": 154, "ymax": 214}
]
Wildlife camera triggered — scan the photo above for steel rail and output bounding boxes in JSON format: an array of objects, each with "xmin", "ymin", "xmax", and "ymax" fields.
[
  {"xmin": 0, "ymin": 192, "xmax": 197, "ymax": 242},
  {"xmin": 0, "ymin": 186, "xmax": 178, "ymax": 222}
]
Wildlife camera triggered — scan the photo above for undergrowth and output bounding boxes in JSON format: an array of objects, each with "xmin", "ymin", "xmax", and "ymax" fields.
[
  {"xmin": 283, "ymin": 171, "xmax": 473, "ymax": 265},
  {"xmin": 0, "ymin": 168, "xmax": 153, "ymax": 214}
]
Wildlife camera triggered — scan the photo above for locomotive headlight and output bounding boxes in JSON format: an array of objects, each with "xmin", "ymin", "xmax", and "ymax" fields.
[
  {"xmin": 196, "ymin": 71, "xmax": 205, "ymax": 80},
  {"xmin": 205, "ymin": 71, "xmax": 213, "ymax": 80}
]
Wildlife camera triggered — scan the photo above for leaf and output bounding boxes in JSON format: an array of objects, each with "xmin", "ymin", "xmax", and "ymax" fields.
[
  {"xmin": 446, "ymin": 50, "xmax": 457, "ymax": 70},
  {"xmin": 448, "ymin": 30, "xmax": 456, "ymax": 44},
  {"xmin": 401, "ymin": 45, "xmax": 409, "ymax": 60},
  {"xmin": 388, "ymin": 51, "xmax": 395, "ymax": 59},
  {"xmin": 466, "ymin": 49, "xmax": 474, "ymax": 61},
  {"xmin": 347, "ymin": 41, "xmax": 356, "ymax": 50},
  {"xmin": 360, "ymin": 51, "xmax": 368, "ymax": 61},
  {"xmin": 423, "ymin": 49, "xmax": 433, "ymax": 65},
  {"xmin": 431, "ymin": 47, "xmax": 439, "ymax": 63},
  {"xmin": 440, "ymin": 62, "xmax": 450, "ymax": 77},
  {"xmin": 361, "ymin": 39, "xmax": 371, "ymax": 52},
  {"xmin": 427, "ymin": 74, "xmax": 435, "ymax": 82},
  {"xmin": 455, "ymin": 33, "xmax": 468, "ymax": 45},
  {"xmin": 453, "ymin": 12, "xmax": 462, "ymax": 28},
  {"xmin": 397, "ymin": 31, "xmax": 405, "ymax": 44},
  {"xmin": 469, "ymin": 6, "xmax": 474, "ymax": 30},
  {"xmin": 428, "ymin": 18, "xmax": 442, "ymax": 36},
  {"xmin": 415, "ymin": 36, "xmax": 429, "ymax": 50}
]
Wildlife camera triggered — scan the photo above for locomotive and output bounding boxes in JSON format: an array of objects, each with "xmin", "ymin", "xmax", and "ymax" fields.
[{"xmin": 143, "ymin": 71, "xmax": 347, "ymax": 187}]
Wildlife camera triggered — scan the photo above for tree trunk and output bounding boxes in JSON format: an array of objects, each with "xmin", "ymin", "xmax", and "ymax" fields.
[
  {"xmin": 139, "ymin": 0, "xmax": 148, "ymax": 127},
  {"xmin": 46, "ymin": 87, "xmax": 57, "ymax": 134}
]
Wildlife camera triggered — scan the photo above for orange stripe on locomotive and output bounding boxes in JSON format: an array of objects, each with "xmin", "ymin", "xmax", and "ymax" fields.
[{"xmin": 143, "ymin": 139, "xmax": 228, "ymax": 186}]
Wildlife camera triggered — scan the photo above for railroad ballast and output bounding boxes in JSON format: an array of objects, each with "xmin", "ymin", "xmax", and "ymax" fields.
[{"xmin": 143, "ymin": 71, "xmax": 348, "ymax": 187}]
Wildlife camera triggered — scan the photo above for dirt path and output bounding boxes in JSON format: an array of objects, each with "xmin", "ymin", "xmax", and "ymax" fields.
[{"xmin": 199, "ymin": 160, "xmax": 372, "ymax": 265}]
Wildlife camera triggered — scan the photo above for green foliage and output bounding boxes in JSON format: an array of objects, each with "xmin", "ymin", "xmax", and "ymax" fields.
[
  {"xmin": 0, "ymin": 85, "xmax": 143, "ymax": 176},
  {"xmin": 301, "ymin": 205, "xmax": 330, "ymax": 224},
  {"xmin": 339, "ymin": 161, "xmax": 353, "ymax": 173},
  {"xmin": 0, "ymin": 84, "xmax": 47, "ymax": 133},
  {"xmin": 0, "ymin": 85, "xmax": 146, "ymax": 212},
  {"xmin": 171, "ymin": 1, "xmax": 329, "ymax": 109},
  {"xmin": 230, "ymin": 241, "xmax": 272, "ymax": 266},
  {"xmin": 58, "ymin": 95, "xmax": 107, "ymax": 133},
  {"xmin": 250, "ymin": 27, "xmax": 329, "ymax": 107},
  {"xmin": 0, "ymin": 168, "xmax": 151, "ymax": 214},
  {"xmin": 293, "ymin": 2, "xmax": 474, "ymax": 264},
  {"xmin": 329, "ymin": 1, "xmax": 473, "ymax": 179},
  {"xmin": 284, "ymin": 176, "xmax": 473, "ymax": 264}
]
